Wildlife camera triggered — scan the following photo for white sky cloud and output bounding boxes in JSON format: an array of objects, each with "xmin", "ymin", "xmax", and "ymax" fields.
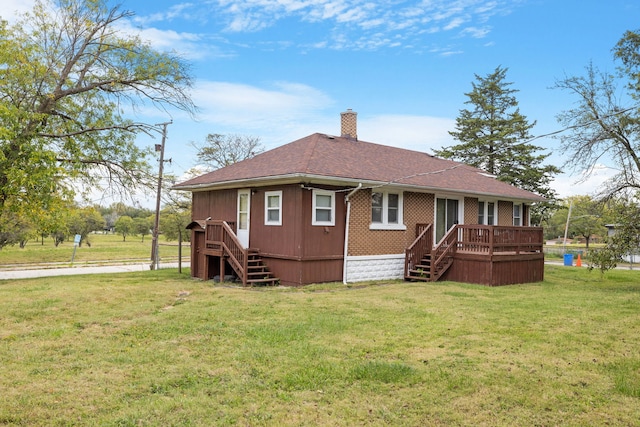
[
  {"xmin": 358, "ymin": 115, "xmax": 456, "ymax": 153},
  {"xmin": 551, "ymin": 165, "xmax": 618, "ymax": 199},
  {"xmin": 1, "ymin": 0, "xmax": 36, "ymax": 22},
  {"xmin": 133, "ymin": 0, "xmax": 518, "ymax": 51}
]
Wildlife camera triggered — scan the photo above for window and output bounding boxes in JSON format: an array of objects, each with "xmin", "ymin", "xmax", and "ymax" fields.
[
  {"xmin": 265, "ymin": 191, "xmax": 282, "ymax": 225},
  {"xmin": 513, "ymin": 203, "xmax": 522, "ymax": 226},
  {"xmin": 435, "ymin": 197, "xmax": 459, "ymax": 241},
  {"xmin": 370, "ymin": 191, "xmax": 405, "ymax": 230},
  {"xmin": 312, "ymin": 190, "xmax": 335, "ymax": 226},
  {"xmin": 478, "ymin": 201, "xmax": 495, "ymax": 225},
  {"xmin": 487, "ymin": 202, "xmax": 495, "ymax": 225}
]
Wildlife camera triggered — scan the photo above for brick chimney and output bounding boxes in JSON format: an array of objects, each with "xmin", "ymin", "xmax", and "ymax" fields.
[{"xmin": 340, "ymin": 109, "xmax": 357, "ymax": 140}]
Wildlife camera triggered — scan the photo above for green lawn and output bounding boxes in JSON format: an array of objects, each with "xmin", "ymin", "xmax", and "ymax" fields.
[
  {"xmin": 0, "ymin": 265, "xmax": 638, "ymax": 425},
  {"xmin": 0, "ymin": 233, "xmax": 188, "ymax": 266}
]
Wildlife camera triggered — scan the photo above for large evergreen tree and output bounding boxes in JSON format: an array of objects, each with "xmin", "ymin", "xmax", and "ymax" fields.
[{"xmin": 435, "ymin": 66, "xmax": 560, "ymax": 201}]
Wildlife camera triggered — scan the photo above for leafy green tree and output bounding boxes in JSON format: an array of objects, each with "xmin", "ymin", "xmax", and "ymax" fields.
[
  {"xmin": 544, "ymin": 196, "xmax": 606, "ymax": 247},
  {"xmin": 134, "ymin": 217, "xmax": 152, "ymax": 242},
  {"xmin": 0, "ymin": 0, "xmax": 195, "ymax": 230},
  {"xmin": 0, "ymin": 211, "xmax": 33, "ymax": 249},
  {"xmin": 543, "ymin": 204, "xmax": 569, "ymax": 241},
  {"xmin": 67, "ymin": 207, "xmax": 106, "ymax": 247},
  {"xmin": 554, "ymin": 29, "xmax": 640, "ymax": 199},
  {"xmin": 160, "ymin": 210, "xmax": 191, "ymax": 242},
  {"xmin": 566, "ymin": 195, "xmax": 606, "ymax": 249},
  {"xmin": 114, "ymin": 216, "xmax": 134, "ymax": 242},
  {"xmin": 435, "ymin": 66, "xmax": 561, "ymax": 203},
  {"xmin": 588, "ymin": 196, "xmax": 640, "ymax": 274}
]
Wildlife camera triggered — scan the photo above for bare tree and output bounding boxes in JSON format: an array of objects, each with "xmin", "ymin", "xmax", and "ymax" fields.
[
  {"xmin": 191, "ymin": 134, "xmax": 264, "ymax": 171},
  {"xmin": 553, "ymin": 30, "xmax": 640, "ymax": 199}
]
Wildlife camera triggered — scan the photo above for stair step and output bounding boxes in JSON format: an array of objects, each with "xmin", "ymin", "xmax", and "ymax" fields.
[
  {"xmin": 406, "ymin": 275, "xmax": 431, "ymax": 282},
  {"xmin": 409, "ymin": 270, "xmax": 432, "ymax": 277},
  {"xmin": 247, "ymin": 271, "xmax": 270, "ymax": 277},
  {"xmin": 247, "ymin": 278, "xmax": 279, "ymax": 286}
]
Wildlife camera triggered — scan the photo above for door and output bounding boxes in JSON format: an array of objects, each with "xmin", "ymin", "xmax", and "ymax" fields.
[
  {"xmin": 237, "ymin": 189, "xmax": 250, "ymax": 247},
  {"xmin": 435, "ymin": 198, "xmax": 459, "ymax": 242}
]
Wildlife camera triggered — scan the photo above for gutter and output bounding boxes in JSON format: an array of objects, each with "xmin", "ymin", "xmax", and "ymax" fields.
[{"xmin": 343, "ymin": 183, "xmax": 363, "ymax": 284}]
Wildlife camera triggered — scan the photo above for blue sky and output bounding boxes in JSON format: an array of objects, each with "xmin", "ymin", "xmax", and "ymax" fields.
[{"xmin": 4, "ymin": 0, "xmax": 640, "ymax": 207}]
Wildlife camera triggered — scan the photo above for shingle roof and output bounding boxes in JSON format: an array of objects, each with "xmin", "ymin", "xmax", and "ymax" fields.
[{"xmin": 174, "ymin": 133, "xmax": 545, "ymax": 202}]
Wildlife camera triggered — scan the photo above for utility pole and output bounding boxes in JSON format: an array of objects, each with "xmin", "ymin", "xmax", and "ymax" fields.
[{"xmin": 150, "ymin": 121, "xmax": 172, "ymax": 270}]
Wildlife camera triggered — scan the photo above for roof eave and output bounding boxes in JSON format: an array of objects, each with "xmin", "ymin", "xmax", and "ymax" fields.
[{"xmin": 174, "ymin": 175, "xmax": 545, "ymax": 203}]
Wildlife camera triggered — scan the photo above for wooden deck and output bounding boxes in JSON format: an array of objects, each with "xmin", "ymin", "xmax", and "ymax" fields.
[{"xmin": 405, "ymin": 225, "xmax": 544, "ymax": 286}]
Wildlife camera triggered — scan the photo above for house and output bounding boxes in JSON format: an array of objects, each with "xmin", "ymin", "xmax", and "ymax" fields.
[{"xmin": 174, "ymin": 110, "xmax": 546, "ymax": 286}]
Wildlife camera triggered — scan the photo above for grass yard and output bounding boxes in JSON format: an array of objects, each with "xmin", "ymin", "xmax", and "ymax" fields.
[
  {"xmin": 0, "ymin": 233, "xmax": 188, "ymax": 266},
  {"xmin": 0, "ymin": 265, "xmax": 639, "ymax": 426}
]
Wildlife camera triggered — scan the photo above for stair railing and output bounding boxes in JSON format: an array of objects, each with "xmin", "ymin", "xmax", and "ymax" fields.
[
  {"xmin": 404, "ymin": 224, "xmax": 433, "ymax": 279},
  {"xmin": 205, "ymin": 220, "xmax": 249, "ymax": 285},
  {"xmin": 430, "ymin": 225, "xmax": 459, "ymax": 281}
]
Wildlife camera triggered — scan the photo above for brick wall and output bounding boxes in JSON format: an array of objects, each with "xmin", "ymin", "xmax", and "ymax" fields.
[
  {"xmin": 347, "ymin": 190, "xmax": 434, "ymax": 256},
  {"xmin": 464, "ymin": 197, "xmax": 478, "ymax": 224},
  {"xmin": 498, "ymin": 200, "xmax": 513, "ymax": 225}
]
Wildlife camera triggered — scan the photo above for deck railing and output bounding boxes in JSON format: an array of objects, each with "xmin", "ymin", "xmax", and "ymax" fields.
[
  {"xmin": 458, "ymin": 225, "xmax": 543, "ymax": 255},
  {"xmin": 405, "ymin": 224, "xmax": 544, "ymax": 282},
  {"xmin": 205, "ymin": 220, "xmax": 248, "ymax": 285}
]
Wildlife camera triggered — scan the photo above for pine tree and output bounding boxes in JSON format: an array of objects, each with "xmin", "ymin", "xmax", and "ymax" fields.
[{"xmin": 435, "ymin": 66, "xmax": 560, "ymax": 201}]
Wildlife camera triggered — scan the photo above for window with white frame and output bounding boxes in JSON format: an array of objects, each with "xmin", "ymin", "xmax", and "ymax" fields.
[
  {"xmin": 370, "ymin": 191, "xmax": 405, "ymax": 230},
  {"xmin": 513, "ymin": 203, "xmax": 522, "ymax": 226},
  {"xmin": 264, "ymin": 191, "xmax": 282, "ymax": 225},
  {"xmin": 478, "ymin": 201, "xmax": 496, "ymax": 225},
  {"xmin": 312, "ymin": 190, "xmax": 335, "ymax": 226}
]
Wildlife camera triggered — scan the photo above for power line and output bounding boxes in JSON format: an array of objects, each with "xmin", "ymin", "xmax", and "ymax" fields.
[{"xmin": 524, "ymin": 103, "xmax": 640, "ymax": 144}]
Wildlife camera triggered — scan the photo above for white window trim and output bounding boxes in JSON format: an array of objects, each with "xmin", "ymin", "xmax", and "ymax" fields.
[
  {"xmin": 370, "ymin": 191, "xmax": 406, "ymax": 230},
  {"xmin": 312, "ymin": 189, "xmax": 335, "ymax": 226},
  {"xmin": 264, "ymin": 191, "xmax": 282, "ymax": 226},
  {"xmin": 513, "ymin": 203, "xmax": 522, "ymax": 226},
  {"xmin": 478, "ymin": 200, "xmax": 497, "ymax": 225}
]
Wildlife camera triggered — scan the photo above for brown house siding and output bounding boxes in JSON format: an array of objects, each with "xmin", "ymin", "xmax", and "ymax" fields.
[
  {"xmin": 251, "ymin": 184, "xmax": 346, "ymax": 286},
  {"xmin": 249, "ymin": 185, "xmax": 303, "ymax": 257},
  {"xmin": 192, "ymin": 189, "xmax": 237, "ymax": 223}
]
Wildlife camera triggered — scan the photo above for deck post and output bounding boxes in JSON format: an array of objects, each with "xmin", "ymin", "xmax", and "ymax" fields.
[
  {"xmin": 489, "ymin": 226, "xmax": 495, "ymax": 256},
  {"xmin": 242, "ymin": 249, "xmax": 248, "ymax": 286}
]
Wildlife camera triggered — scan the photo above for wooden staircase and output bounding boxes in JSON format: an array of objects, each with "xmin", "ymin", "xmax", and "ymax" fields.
[
  {"xmin": 245, "ymin": 250, "xmax": 279, "ymax": 286},
  {"xmin": 405, "ymin": 224, "xmax": 456, "ymax": 282},
  {"xmin": 406, "ymin": 251, "xmax": 454, "ymax": 282},
  {"xmin": 205, "ymin": 220, "xmax": 279, "ymax": 286}
]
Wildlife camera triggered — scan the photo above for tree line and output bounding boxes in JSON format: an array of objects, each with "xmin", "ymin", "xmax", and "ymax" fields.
[
  {"xmin": 0, "ymin": 201, "xmax": 190, "ymax": 249},
  {"xmin": 2, "ymin": 0, "xmax": 640, "ymax": 273}
]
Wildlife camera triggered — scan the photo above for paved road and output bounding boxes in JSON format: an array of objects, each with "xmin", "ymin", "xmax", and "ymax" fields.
[{"xmin": 0, "ymin": 262, "xmax": 190, "ymax": 280}]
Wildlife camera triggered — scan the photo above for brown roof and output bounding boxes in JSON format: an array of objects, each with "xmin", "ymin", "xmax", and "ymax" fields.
[{"xmin": 174, "ymin": 133, "xmax": 545, "ymax": 202}]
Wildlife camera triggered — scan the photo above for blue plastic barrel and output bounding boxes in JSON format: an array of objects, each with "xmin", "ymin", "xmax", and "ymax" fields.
[{"xmin": 563, "ymin": 253, "xmax": 573, "ymax": 266}]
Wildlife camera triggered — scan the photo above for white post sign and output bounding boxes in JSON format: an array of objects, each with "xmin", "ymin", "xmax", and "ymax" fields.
[{"xmin": 71, "ymin": 234, "xmax": 81, "ymax": 264}]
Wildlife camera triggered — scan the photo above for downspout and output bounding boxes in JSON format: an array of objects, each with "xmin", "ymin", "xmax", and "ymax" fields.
[{"xmin": 343, "ymin": 183, "xmax": 363, "ymax": 284}]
